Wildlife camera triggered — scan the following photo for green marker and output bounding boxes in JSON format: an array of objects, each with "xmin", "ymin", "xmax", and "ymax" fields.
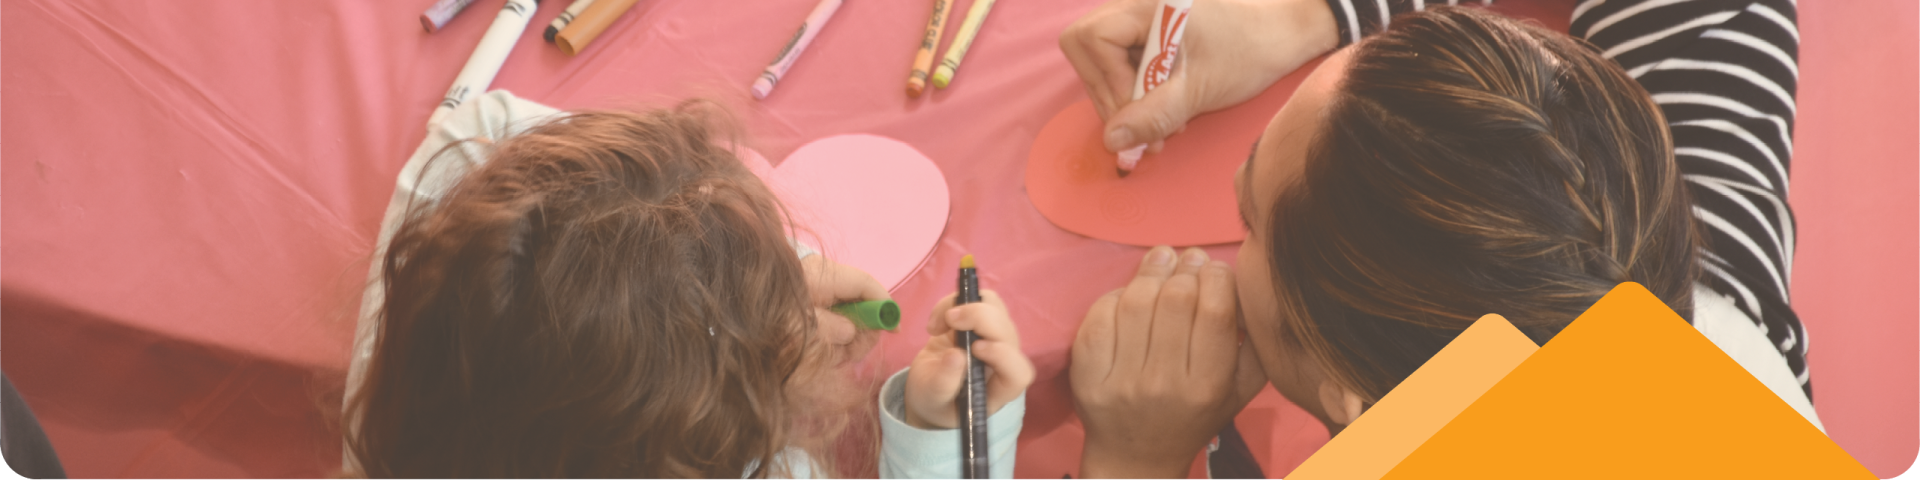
[{"xmin": 832, "ymin": 299, "xmax": 902, "ymax": 331}]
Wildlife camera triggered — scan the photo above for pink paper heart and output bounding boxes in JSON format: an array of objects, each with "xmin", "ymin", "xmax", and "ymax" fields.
[{"xmin": 739, "ymin": 134, "xmax": 950, "ymax": 291}]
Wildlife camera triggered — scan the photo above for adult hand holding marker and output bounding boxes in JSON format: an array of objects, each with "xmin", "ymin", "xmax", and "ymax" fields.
[
  {"xmin": 1058, "ymin": 0, "xmax": 1339, "ymax": 172},
  {"xmin": 904, "ymin": 256, "xmax": 1034, "ymax": 478}
]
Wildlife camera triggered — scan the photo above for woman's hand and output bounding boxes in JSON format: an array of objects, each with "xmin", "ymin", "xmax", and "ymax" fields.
[
  {"xmin": 1059, "ymin": 0, "xmax": 1340, "ymax": 153},
  {"xmin": 905, "ymin": 290, "xmax": 1037, "ymax": 429},
  {"xmin": 1070, "ymin": 247, "xmax": 1269, "ymax": 478}
]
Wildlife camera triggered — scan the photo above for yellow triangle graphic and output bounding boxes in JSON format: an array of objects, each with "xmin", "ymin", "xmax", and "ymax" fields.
[
  {"xmin": 1288, "ymin": 315, "xmax": 1539, "ymax": 480},
  {"xmin": 1379, "ymin": 283, "xmax": 1873, "ymax": 479}
]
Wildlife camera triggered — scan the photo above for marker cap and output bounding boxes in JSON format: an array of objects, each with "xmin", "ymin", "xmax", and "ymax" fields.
[
  {"xmin": 832, "ymin": 300, "xmax": 902, "ymax": 331},
  {"xmin": 1117, "ymin": 145, "xmax": 1146, "ymax": 172}
]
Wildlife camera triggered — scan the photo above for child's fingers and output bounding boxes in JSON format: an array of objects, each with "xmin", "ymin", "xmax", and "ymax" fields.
[
  {"xmin": 926, "ymin": 293, "xmax": 959, "ymax": 335},
  {"xmin": 918, "ymin": 349, "xmax": 967, "ymax": 399},
  {"xmin": 973, "ymin": 340, "xmax": 1036, "ymax": 413},
  {"xmin": 980, "ymin": 290, "xmax": 1008, "ymax": 309},
  {"xmin": 807, "ymin": 257, "xmax": 891, "ymax": 307},
  {"xmin": 937, "ymin": 290, "xmax": 1007, "ymax": 336},
  {"xmin": 842, "ymin": 261, "xmax": 892, "ymax": 302},
  {"xmin": 812, "ymin": 307, "xmax": 859, "ymax": 347},
  {"xmin": 906, "ymin": 349, "xmax": 969, "ymax": 428},
  {"xmin": 943, "ymin": 304, "xmax": 1020, "ymax": 348}
]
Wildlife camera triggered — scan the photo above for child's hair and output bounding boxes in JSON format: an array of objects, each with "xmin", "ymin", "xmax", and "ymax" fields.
[{"xmin": 345, "ymin": 106, "xmax": 833, "ymax": 477}]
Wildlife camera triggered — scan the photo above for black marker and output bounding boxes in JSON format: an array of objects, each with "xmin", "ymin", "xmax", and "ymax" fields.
[{"xmin": 956, "ymin": 254, "xmax": 988, "ymax": 478}]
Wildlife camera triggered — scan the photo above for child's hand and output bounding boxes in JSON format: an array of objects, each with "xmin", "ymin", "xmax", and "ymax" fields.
[
  {"xmin": 802, "ymin": 255, "xmax": 891, "ymax": 347},
  {"xmin": 904, "ymin": 290, "xmax": 1035, "ymax": 429}
]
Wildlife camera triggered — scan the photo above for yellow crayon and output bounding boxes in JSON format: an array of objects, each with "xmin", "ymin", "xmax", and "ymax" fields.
[
  {"xmin": 907, "ymin": 0, "xmax": 953, "ymax": 97},
  {"xmin": 930, "ymin": 0, "xmax": 998, "ymax": 89}
]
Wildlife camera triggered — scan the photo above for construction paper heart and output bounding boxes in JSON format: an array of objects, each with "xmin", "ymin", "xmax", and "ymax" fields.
[
  {"xmin": 1024, "ymin": 58, "xmax": 1320, "ymax": 246},
  {"xmin": 740, "ymin": 134, "xmax": 950, "ymax": 291}
]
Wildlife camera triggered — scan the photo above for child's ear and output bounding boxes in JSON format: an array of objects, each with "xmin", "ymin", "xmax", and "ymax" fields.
[{"xmin": 1317, "ymin": 379, "xmax": 1367, "ymax": 427}]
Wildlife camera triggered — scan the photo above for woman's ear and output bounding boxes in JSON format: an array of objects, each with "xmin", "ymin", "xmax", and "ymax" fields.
[{"xmin": 1317, "ymin": 379, "xmax": 1367, "ymax": 427}]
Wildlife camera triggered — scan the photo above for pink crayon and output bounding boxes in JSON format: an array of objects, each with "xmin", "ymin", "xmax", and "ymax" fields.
[
  {"xmin": 420, "ymin": 0, "xmax": 479, "ymax": 33},
  {"xmin": 751, "ymin": 0, "xmax": 845, "ymax": 100}
]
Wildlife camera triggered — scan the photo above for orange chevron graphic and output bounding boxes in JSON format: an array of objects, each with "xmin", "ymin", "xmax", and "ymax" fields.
[
  {"xmin": 1380, "ymin": 283, "xmax": 1872, "ymax": 479},
  {"xmin": 1286, "ymin": 315, "xmax": 1538, "ymax": 479},
  {"xmin": 1284, "ymin": 283, "xmax": 1873, "ymax": 479}
]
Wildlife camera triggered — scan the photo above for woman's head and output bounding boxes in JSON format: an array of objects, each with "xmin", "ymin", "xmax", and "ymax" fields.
[
  {"xmin": 1234, "ymin": 7, "xmax": 1696, "ymax": 429},
  {"xmin": 347, "ymin": 107, "xmax": 842, "ymax": 477}
]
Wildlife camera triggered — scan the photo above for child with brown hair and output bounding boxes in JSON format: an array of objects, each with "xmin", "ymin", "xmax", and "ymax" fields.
[{"xmin": 343, "ymin": 91, "xmax": 1031, "ymax": 478}]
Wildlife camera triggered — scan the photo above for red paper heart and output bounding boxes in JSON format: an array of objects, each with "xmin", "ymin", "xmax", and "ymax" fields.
[{"xmin": 1024, "ymin": 60, "xmax": 1318, "ymax": 246}]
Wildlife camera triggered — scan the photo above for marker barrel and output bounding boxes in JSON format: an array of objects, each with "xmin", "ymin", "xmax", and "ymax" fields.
[
  {"xmin": 832, "ymin": 300, "xmax": 902, "ymax": 331},
  {"xmin": 428, "ymin": 0, "xmax": 538, "ymax": 129},
  {"xmin": 955, "ymin": 264, "xmax": 988, "ymax": 478},
  {"xmin": 1117, "ymin": 0, "xmax": 1193, "ymax": 173},
  {"xmin": 752, "ymin": 0, "xmax": 845, "ymax": 100},
  {"xmin": 930, "ymin": 0, "xmax": 998, "ymax": 89},
  {"xmin": 1129, "ymin": 0, "xmax": 1193, "ymax": 100},
  {"xmin": 907, "ymin": 0, "xmax": 953, "ymax": 97}
]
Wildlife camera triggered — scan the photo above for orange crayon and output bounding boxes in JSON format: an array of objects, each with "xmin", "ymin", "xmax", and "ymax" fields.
[
  {"xmin": 554, "ymin": 0, "xmax": 642, "ymax": 55},
  {"xmin": 906, "ymin": 0, "xmax": 953, "ymax": 97}
]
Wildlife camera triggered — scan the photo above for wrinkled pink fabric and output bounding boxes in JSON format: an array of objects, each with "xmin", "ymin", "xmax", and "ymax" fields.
[{"xmin": 2, "ymin": 0, "xmax": 1912, "ymax": 477}]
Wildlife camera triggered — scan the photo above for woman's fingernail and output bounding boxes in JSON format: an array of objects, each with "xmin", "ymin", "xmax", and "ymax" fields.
[
  {"xmin": 1148, "ymin": 247, "xmax": 1174, "ymax": 266},
  {"xmin": 1182, "ymin": 248, "xmax": 1208, "ymax": 267},
  {"xmin": 1105, "ymin": 127, "xmax": 1135, "ymax": 151}
]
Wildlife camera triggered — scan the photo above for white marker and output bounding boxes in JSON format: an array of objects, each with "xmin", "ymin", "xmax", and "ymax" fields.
[
  {"xmin": 428, "ymin": 0, "xmax": 539, "ymax": 129},
  {"xmin": 1117, "ymin": 0, "xmax": 1192, "ymax": 174},
  {"xmin": 751, "ymin": 0, "xmax": 845, "ymax": 100}
]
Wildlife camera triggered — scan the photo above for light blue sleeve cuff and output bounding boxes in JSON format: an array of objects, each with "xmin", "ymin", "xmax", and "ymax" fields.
[{"xmin": 877, "ymin": 367, "xmax": 1025, "ymax": 479}]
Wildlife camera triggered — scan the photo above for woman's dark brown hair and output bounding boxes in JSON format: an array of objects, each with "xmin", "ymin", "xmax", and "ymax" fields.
[
  {"xmin": 345, "ymin": 107, "xmax": 824, "ymax": 477},
  {"xmin": 1267, "ymin": 7, "xmax": 1698, "ymax": 403}
]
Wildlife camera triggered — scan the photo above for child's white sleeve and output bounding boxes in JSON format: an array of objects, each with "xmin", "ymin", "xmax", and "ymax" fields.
[
  {"xmin": 790, "ymin": 239, "xmax": 819, "ymax": 260},
  {"xmin": 876, "ymin": 367, "xmax": 1025, "ymax": 479}
]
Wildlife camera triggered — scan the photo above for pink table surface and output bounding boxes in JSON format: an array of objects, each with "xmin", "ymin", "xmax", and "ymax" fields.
[{"xmin": 2, "ymin": 0, "xmax": 1913, "ymax": 477}]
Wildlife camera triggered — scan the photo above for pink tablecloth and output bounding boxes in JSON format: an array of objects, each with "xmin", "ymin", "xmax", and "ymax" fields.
[{"xmin": 3, "ymin": 0, "xmax": 1913, "ymax": 477}]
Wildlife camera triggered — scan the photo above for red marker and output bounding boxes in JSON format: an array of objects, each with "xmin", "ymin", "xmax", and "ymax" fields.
[{"xmin": 1117, "ymin": 0, "xmax": 1193, "ymax": 176}]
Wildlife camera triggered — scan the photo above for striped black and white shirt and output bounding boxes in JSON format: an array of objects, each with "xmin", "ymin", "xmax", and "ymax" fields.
[{"xmin": 1325, "ymin": 0, "xmax": 1811, "ymax": 412}]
